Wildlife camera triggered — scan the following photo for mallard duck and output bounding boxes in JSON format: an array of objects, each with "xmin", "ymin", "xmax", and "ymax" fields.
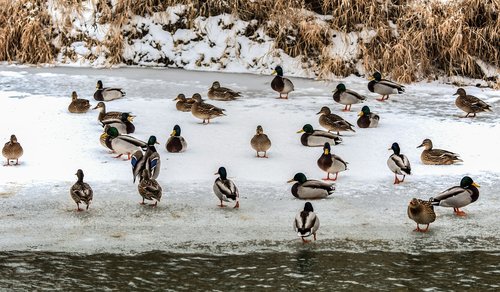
[
  {"xmin": 429, "ymin": 176, "xmax": 480, "ymax": 216},
  {"xmin": 101, "ymin": 112, "xmax": 135, "ymax": 134},
  {"xmin": 271, "ymin": 65, "xmax": 294, "ymax": 99},
  {"xmin": 94, "ymin": 80, "xmax": 125, "ymax": 101},
  {"xmin": 317, "ymin": 106, "xmax": 355, "ymax": 135},
  {"xmin": 387, "ymin": 142, "xmax": 411, "ymax": 184},
  {"xmin": 208, "ymin": 81, "xmax": 241, "ymax": 101},
  {"xmin": 213, "ymin": 167, "xmax": 240, "ymax": 208},
  {"xmin": 190, "ymin": 93, "xmax": 226, "ymax": 124},
  {"xmin": 297, "ymin": 124, "xmax": 342, "ymax": 147},
  {"xmin": 317, "ymin": 142, "xmax": 348, "ymax": 181},
  {"xmin": 173, "ymin": 94, "xmax": 195, "ymax": 112},
  {"xmin": 332, "ymin": 83, "xmax": 366, "ymax": 111},
  {"xmin": 294, "ymin": 202, "xmax": 320, "ymax": 243},
  {"xmin": 417, "ymin": 139, "xmax": 462, "ymax": 165},
  {"xmin": 138, "ymin": 169, "xmax": 162, "ymax": 207},
  {"xmin": 68, "ymin": 91, "xmax": 91, "ymax": 113},
  {"xmin": 287, "ymin": 173, "xmax": 335, "ymax": 199},
  {"xmin": 454, "ymin": 88, "xmax": 492, "ymax": 118},
  {"xmin": 357, "ymin": 106, "xmax": 379, "ymax": 128},
  {"xmin": 407, "ymin": 198, "xmax": 436, "ymax": 232},
  {"xmin": 93, "ymin": 102, "xmax": 123, "ymax": 123},
  {"xmin": 166, "ymin": 124, "xmax": 187, "ymax": 153},
  {"xmin": 2, "ymin": 134, "xmax": 23, "ymax": 166},
  {"xmin": 107, "ymin": 127, "xmax": 147, "ymax": 160},
  {"xmin": 250, "ymin": 125, "xmax": 272, "ymax": 158},
  {"xmin": 131, "ymin": 136, "xmax": 160, "ymax": 183},
  {"xmin": 368, "ymin": 72, "xmax": 405, "ymax": 101},
  {"xmin": 99, "ymin": 126, "xmax": 116, "ymax": 153},
  {"xmin": 70, "ymin": 169, "xmax": 93, "ymax": 211}
]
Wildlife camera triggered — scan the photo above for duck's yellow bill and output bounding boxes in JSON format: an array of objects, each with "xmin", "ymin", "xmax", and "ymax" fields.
[
  {"xmin": 472, "ymin": 182, "xmax": 480, "ymax": 188},
  {"xmin": 296, "ymin": 129, "xmax": 304, "ymax": 133}
]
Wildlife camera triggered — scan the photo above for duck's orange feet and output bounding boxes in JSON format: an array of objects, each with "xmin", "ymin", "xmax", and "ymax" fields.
[
  {"xmin": 234, "ymin": 201, "xmax": 240, "ymax": 209},
  {"xmin": 454, "ymin": 208, "xmax": 467, "ymax": 216}
]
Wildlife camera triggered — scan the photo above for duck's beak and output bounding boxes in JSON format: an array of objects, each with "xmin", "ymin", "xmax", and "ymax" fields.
[
  {"xmin": 316, "ymin": 111, "xmax": 322, "ymax": 115},
  {"xmin": 296, "ymin": 129, "xmax": 304, "ymax": 133},
  {"xmin": 333, "ymin": 89, "xmax": 338, "ymax": 93},
  {"xmin": 127, "ymin": 115, "xmax": 135, "ymax": 122},
  {"xmin": 170, "ymin": 130, "xmax": 176, "ymax": 137},
  {"xmin": 417, "ymin": 143, "xmax": 423, "ymax": 148},
  {"xmin": 173, "ymin": 97, "xmax": 178, "ymax": 101},
  {"xmin": 214, "ymin": 171, "xmax": 218, "ymax": 175},
  {"xmin": 271, "ymin": 70, "xmax": 277, "ymax": 75},
  {"xmin": 92, "ymin": 105, "xmax": 99, "ymax": 110},
  {"xmin": 357, "ymin": 112, "xmax": 364, "ymax": 117},
  {"xmin": 387, "ymin": 147, "xmax": 392, "ymax": 150},
  {"xmin": 368, "ymin": 76, "xmax": 374, "ymax": 81},
  {"xmin": 472, "ymin": 182, "xmax": 480, "ymax": 188},
  {"xmin": 287, "ymin": 179, "xmax": 296, "ymax": 183},
  {"xmin": 324, "ymin": 149, "xmax": 329, "ymax": 155}
]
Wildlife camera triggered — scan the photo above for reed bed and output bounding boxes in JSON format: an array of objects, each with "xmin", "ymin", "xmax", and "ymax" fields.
[{"xmin": 0, "ymin": 0, "xmax": 497, "ymax": 85}]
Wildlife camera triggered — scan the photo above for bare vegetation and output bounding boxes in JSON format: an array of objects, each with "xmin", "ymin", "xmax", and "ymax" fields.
[{"xmin": 0, "ymin": 0, "xmax": 498, "ymax": 85}]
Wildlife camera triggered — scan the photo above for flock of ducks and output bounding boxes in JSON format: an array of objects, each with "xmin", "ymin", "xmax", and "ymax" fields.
[{"xmin": 2, "ymin": 68, "xmax": 494, "ymax": 242}]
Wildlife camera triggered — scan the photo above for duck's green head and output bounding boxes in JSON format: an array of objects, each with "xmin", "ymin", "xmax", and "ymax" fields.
[
  {"xmin": 369, "ymin": 72, "xmax": 382, "ymax": 81},
  {"xmin": 288, "ymin": 172, "xmax": 307, "ymax": 184},
  {"xmin": 297, "ymin": 124, "xmax": 314, "ymax": 134},
  {"xmin": 335, "ymin": 83, "xmax": 347, "ymax": 93},
  {"xmin": 389, "ymin": 142, "xmax": 400, "ymax": 155},
  {"xmin": 358, "ymin": 105, "xmax": 371, "ymax": 117},
  {"xmin": 96, "ymin": 80, "xmax": 103, "ymax": 89},
  {"xmin": 272, "ymin": 66, "xmax": 284, "ymax": 77},
  {"xmin": 304, "ymin": 202, "xmax": 314, "ymax": 212},
  {"xmin": 148, "ymin": 135, "xmax": 159, "ymax": 146},
  {"xmin": 460, "ymin": 176, "xmax": 480, "ymax": 188},
  {"xmin": 106, "ymin": 127, "xmax": 119, "ymax": 137},
  {"xmin": 216, "ymin": 167, "xmax": 227, "ymax": 180},
  {"xmin": 323, "ymin": 142, "xmax": 331, "ymax": 155},
  {"xmin": 171, "ymin": 125, "xmax": 181, "ymax": 137}
]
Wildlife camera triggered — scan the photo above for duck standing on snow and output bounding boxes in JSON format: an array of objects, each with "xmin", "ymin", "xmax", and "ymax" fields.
[
  {"xmin": 70, "ymin": 169, "xmax": 93, "ymax": 211},
  {"xmin": 101, "ymin": 112, "xmax": 135, "ymax": 134},
  {"xmin": 407, "ymin": 198, "xmax": 436, "ymax": 232},
  {"xmin": 250, "ymin": 125, "xmax": 272, "ymax": 158},
  {"xmin": 2, "ymin": 134, "xmax": 23, "ymax": 166},
  {"xmin": 317, "ymin": 106, "xmax": 356, "ymax": 135},
  {"xmin": 271, "ymin": 65, "xmax": 294, "ymax": 99},
  {"xmin": 417, "ymin": 139, "xmax": 462, "ymax": 165},
  {"xmin": 131, "ymin": 136, "xmax": 161, "ymax": 183},
  {"xmin": 454, "ymin": 88, "xmax": 492, "ymax": 118},
  {"xmin": 297, "ymin": 124, "xmax": 342, "ymax": 147},
  {"xmin": 107, "ymin": 127, "xmax": 147, "ymax": 160},
  {"xmin": 68, "ymin": 91, "xmax": 91, "ymax": 113},
  {"xmin": 332, "ymin": 83, "xmax": 366, "ymax": 111},
  {"xmin": 93, "ymin": 102, "xmax": 123, "ymax": 124},
  {"xmin": 429, "ymin": 176, "xmax": 480, "ymax": 216},
  {"xmin": 367, "ymin": 72, "xmax": 405, "ymax": 101},
  {"xmin": 357, "ymin": 106, "xmax": 379, "ymax": 128},
  {"xmin": 387, "ymin": 142, "xmax": 411, "ymax": 184},
  {"xmin": 138, "ymin": 169, "xmax": 162, "ymax": 207},
  {"xmin": 173, "ymin": 94, "xmax": 195, "ymax": 112},
  {"xmin": 294, "ymin": 202, "xmax": 320, "ymax": 243},
  {"xmin": 208, "ymin": 81, "xmax": 241, "ymax": 101},
  {"xmin": 287, "ymin": 173, "xmax": 335, "ymax": 199},
  {"xmin": 166, "ymin": 125, "xmax": 187, "ymax": 153},
  {"xmin": 213, "ymin": 167, "xmax": 240, "ymax": 208},
  {"xmin": 190, "ymin": 93, "xmax": 225, "ymax": 124},
  {"xmin": 94, "ymin": 80, "xmax": 125, "ymax": 101},
  {"xmin": 317, "ymin": 142, "xmax": 348, "ymax": 181}
]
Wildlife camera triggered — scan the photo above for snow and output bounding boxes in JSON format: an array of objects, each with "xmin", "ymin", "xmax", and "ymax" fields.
[{"xmin": 0, "ymin": 66, "xmax": 499, "ymax": 254}]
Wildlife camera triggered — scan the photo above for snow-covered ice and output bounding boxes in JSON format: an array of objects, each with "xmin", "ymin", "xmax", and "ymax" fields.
[{"xmin": 0, "ymin": 66, "xmax": 499, "ymax": 254}]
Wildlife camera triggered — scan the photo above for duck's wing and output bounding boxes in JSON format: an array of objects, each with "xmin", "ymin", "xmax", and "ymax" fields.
[
  {"xmin": 147, "ymin": 151, "xmax": 161, "ymax": 180},
  {"xmin": 302, "ymin": 180, "xmax": 335, "ymax": 192},
  {"xmin": 431, "ymin": 186, "xmax": 472, "ymax": 207},
  {"xmin": 464, "ymin": 95, "xmax": 491, "ymax": 111},
  {"xmin": 131, "ymin": 150, "xmax": 145, "ymax": 183},
  {"xmin": 118, "ymin": 135, "xmax": 147, "ymax": 147},
  {"xmin": 345, "ymin": 89, "xmax": 366, "ymax": 101},
  {"xmin": 380, "ymin": 79, "xmax": 405, "ymax": 92}
]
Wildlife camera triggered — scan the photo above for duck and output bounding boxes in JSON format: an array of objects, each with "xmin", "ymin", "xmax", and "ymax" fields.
[
  {"xmin": 101, "ymin": 112, "xmax": 135, "ymax": 134},
  {"xmin": 297, "ymin": 124, "xmax": 342, "ymax": 147},
  {"xmin": 250, "ymin": 125, "xmax": 272, "ymax": 158},
  {"xmin": 417, "ymin": 139, "xmax": 462, "ymax": 165},
  {"xmin": 387, "ymin": 142, "xmax": 411, "ymax": 184},
  {"xmin": 107, "ymin": 127, "xmax": 147, "ymax": 160},
  {"xmin": 93, "ymin": 102, "xmax": 123, "ymax": 124},
  {"xmin": 131, "ymin": 136, "xmax": 160, "ymax": 183},
  {"xmin": 2, "ymin": 134, "xmax": 23, "ymax": 166},
  {"xmin": 70, "ymin": 169, "xmax": 93, "ymax": 211},
  {"xmin": 317, "ymin": 142, "xmax": 348, "ymax": 181},
  {"xmin": 454, "ymin": 88, "xmax": 492, "ymax": 118},
  {"xmin": 190, "ymin": 93, "xmax": 226, "ymax": 124},
  {"xmin": 213, "ymin": 167, "xmax": 240, "ymax": 208},
  {"xmin": 138, "ymin": 169, "xmax": 162, "ymax": 207},
  {"xmin": 100, "ymin": 126, "xmax": 115, "ymax": 153},
  {"xmin": 271, "ymin": 65, "xmax": 294, "ymax": 99},
  {"xmin": 429, "ymin": 176, "xmax": 480, "ymax": 216},
  {"xmin": 357, "ymin": 106, "xmax": 380, "ymax": 128},
  {"xmin": 208, "ymin": 81, "xmax": 241, "ymax": 101},
  {"xmin": 93, "ymin": 80, "xmax": 125, "ymax": 101},
  {"xmin": 166, "ymin": 124, "xmax": 187, "ymax": 153},
  {"xmin": 317, "ymin": 106, "xmax": 355, "ymax": 135},
  {"xmin": 367, "ymin": 72, "xmax": 405, "ymax": 101},
  {"xmin": 332, "ymin": 83, "xmax": 366, "ymax": 111},
  {"xmin": 287, "ymin": 173, "xmax": 335, "ymax": 199},
  {"xmin": 407, "ymin": 198, "xmax": 436, "ymax": 232},
  {"xmin": 173, "ymin": 94, "xmax": 195, "ymax": 112},
  {"xmin": 294, "ymin": 202, "xmax": 320, "ymax": 243},
  {"xmin": 68, "ymin": 91, "xmax": 91, "ymax": 113}
]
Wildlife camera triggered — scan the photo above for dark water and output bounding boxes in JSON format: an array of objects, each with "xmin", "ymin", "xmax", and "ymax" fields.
[{"xmin": 1, "ymin": 251, "xmax": 499, "ymax": 291}]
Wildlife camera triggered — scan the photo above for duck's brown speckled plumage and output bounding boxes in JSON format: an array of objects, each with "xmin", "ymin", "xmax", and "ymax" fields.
[
  {"xmin": 208, "ymin": 81, "xmax": 241, "ymax": 101},
  {"xmin": 317, "ymin": 106, "xmax": 355, "ymax": 135},
  {"xmin": 70, "ymin": 169, "xmax": 93, "ymax": 211},
  {"xmin": 454, "ymin": 88, "xmax": 492, "ymax": 117},
  {"xmin": 417, "ymin": 139, "xmax": 462, "ymax": 165},
  {"xmin": 68, "ymin": 91, "xmax": 91, "ymax": 113},
  {"xmin": 190, "ymin": 93, "xmax": 225, "ymax": 123},
  {"xmin": 250, "ymin": 125, "xmax": 271, "ymax": 158},
  {"xmin": 138, "ymin": 169, "xmax": 162, "ymax": 206},
  {"xmin": 2, "ymin": 135, "xmax": 23, "ymax": 166},
  {"xmin": 407, "ymin": 198, "xmax": 436, "ymax": 232},
  {"xmin": 173, "ymin": 94, "xmax": 195, "ymax": 112}
]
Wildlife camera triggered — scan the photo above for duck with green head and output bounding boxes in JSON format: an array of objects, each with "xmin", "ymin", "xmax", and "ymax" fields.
[
  {"xmin": 213, "ymin": 167, "xmax": 240, "ymax": 208},
  {"xmin": 387, "ymin": 142, "xmax": 411, "ymax": 184},
  {"xmin": 429, "ymin": 176, "xmax": 480, "ymax": 216},
  {"xmin": 166, "ymin": 125, "xmax": 187, "ymax": 153},
  {"xmin": 70, "ymin": 169, "xmax": 93, "ymax": 211},
  {"xmin": 357, "ymin": 106, "xmax": 379, "ymax": 128},
  {"xmin": 271, "ymin": 66, "xmax": 294, "ymax": 99},
  {"xmin": 287, "ymin": 173, "xmax": 335, "ymax": 199},
  {"xmin": 317, "ymin": 142, "xmax": 348, "ymax": 181},
  {"xmin": 332, "ymin": 83, "xmax": 366, "ymax": 111},
  {"xmin": 94, "ymin": 80, "xmax": 125, "ymax": 101},
  {"xmin": 101, "ymin": 112, "xmax": 136, "ymax": 134},
  {"xmin": 294, "ymin": 202, "xmax": 320, "ymax": 243},
  {"xmin": 367, "ymin": 72, "xmax": 405, "ymax": 101},
  {"xmin": 108, "ymin": 127, "xmax": 147, "ymax": 160},
  {"xmin": 138, "ymin": 169, "xmax": 162, "ymax": 207},
  {"xmin": 131, "ymin": 135, "xmax": 161, "ymax": 183},
  {"xmin": 297, "ymin": 124, "xmax": 342, "ymax": 147}
]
